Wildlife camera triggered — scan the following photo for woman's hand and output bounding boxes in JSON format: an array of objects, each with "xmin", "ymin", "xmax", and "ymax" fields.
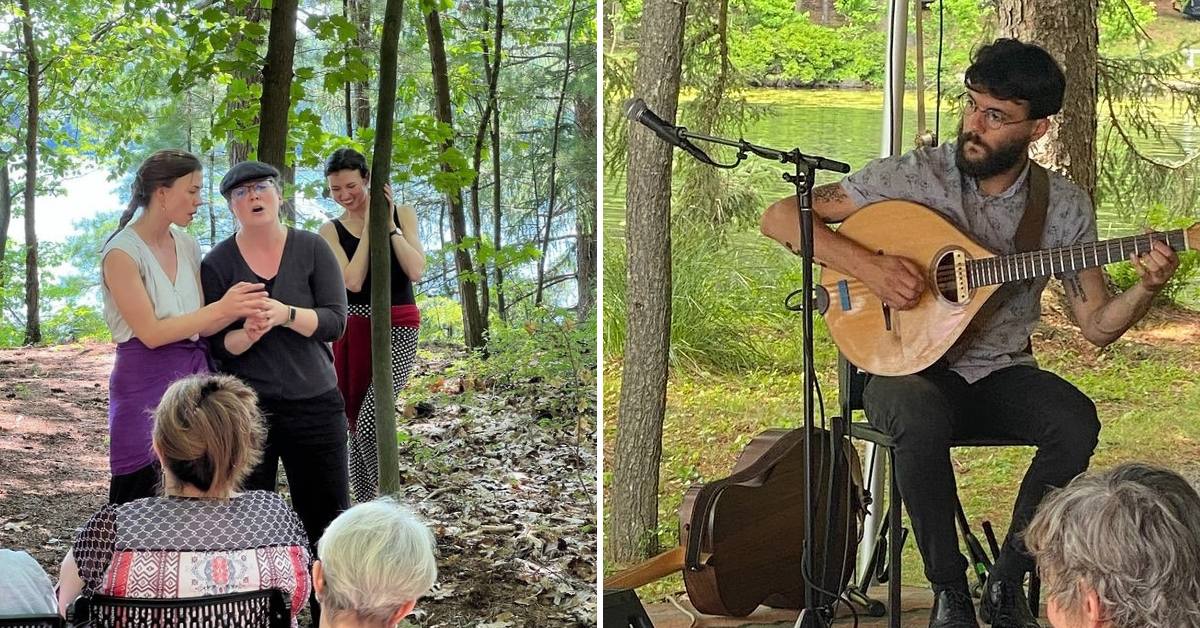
[
  {"xmin": 217, "ymin": 282, "xmax": 269, "ymax": 319},
  {"xmin": 243, "ymin": 311, "xmax": 272, "ymax": 343},
  {"xmin": 262, "ymin": 297, "xmax": 291, "ymax": 329}
]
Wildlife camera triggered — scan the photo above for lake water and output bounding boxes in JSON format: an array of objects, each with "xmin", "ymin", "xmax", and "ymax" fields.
[{"xmin": 605, "ymin": 88, "xmax": 1200, "ymax": 239}]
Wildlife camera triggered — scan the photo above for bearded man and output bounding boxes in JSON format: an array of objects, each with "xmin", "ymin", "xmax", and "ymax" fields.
[{"xmin": 760, "ymin": 39, "xmax": 1179, "ymax": 628}]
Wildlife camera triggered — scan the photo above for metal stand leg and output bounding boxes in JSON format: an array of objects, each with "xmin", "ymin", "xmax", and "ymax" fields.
[
  {"xmin": 845, "ymin": 441, "xmax": 888, "ymax": 617},
  {"xmin": 888, "ymin": 449, "xmax": 902, "ymax": 628},
  {"xmin": 856, "ymin": 442, "xmax": 888, "ymax": 585}
]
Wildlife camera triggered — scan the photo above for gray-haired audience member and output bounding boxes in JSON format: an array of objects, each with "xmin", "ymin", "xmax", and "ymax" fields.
[
  {"xmin": 314, "ymin": 498, "xmax": 438, "ymax": 627},
  {"xmin": 1025, "ymin": 462, "xmax": 1200, "ymax": 628},
  {"xmin": 0, "ymin": 549, "xmax": 56, "ymax": 615}
]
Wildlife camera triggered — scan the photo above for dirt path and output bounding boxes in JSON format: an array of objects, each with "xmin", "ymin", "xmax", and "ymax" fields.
[
  {"xmin": 0, "ymin": 342, "xmax": 597, "ymax": 627},
  {"xmin": 0, "ymin": 344, "xmax": 112, "ymax": 572}
]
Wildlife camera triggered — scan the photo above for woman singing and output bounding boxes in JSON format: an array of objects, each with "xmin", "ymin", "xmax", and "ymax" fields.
[{"xmin": 101, "ymin": 149, "xmax": 267, "ymax": 504}]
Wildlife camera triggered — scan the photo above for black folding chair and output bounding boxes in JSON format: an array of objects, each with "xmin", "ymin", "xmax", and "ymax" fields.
[
  {"xmin": 0, "ymin": 614, "xmax": 65, "ymax": 628},
  {"xmin": 67, "ymin": 589, "xmax": 290, "ymax": 628},
  {"xmin": 839, "ymin": 356, "xmax": 1040, "ymax": 628}
]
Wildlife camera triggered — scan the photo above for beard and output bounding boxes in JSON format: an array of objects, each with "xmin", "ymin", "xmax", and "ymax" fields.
[{"xmin": 954, "ymin": 128, "xmax": 1029, "ymax": 178}]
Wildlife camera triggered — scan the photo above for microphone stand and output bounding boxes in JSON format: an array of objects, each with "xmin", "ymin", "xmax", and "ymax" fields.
[{"xmin": 679, "ymin": 129, "xmax": 849, "ymax": 628}]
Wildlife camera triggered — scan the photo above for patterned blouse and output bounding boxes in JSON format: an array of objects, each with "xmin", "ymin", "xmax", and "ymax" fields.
[{"xmin": 71, "ymin": 491, "xmax": 311, "ymax": 624}]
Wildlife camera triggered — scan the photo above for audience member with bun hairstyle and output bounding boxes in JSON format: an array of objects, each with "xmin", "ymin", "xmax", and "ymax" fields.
[
  {"xmin": 313, "ymin": 498, "xmax": 437, "ymax": 627},
  {"xmin": 101, "ymin": 149, "xmax": 268, "ymax": 505},
  {"xmin": 57, "ymin": 374, "xmax": 312, "ymax": 625}
]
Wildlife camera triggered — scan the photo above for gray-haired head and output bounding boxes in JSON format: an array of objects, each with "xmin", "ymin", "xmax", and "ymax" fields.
[
  {"xmin": 315, "ymin": 498, "xmax": 438, "ymax": 623},
  {"xmin": 1025, "ymin": 462, "xmax": 1200, "ymax": 628}
]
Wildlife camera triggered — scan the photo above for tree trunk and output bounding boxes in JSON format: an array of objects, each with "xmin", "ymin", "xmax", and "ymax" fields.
[
  {"xmin": 491, "ymin": 98, "xmax": 506, "ymax": 322},
  {"xmin": 351, "ymin": 0, "xmax": 372, "ymax": 132},
  {"xmin": 227, "ymin": 0, "xmax": 264, "ymax": 166},
  {"xmin": 20, "ymin": 0, "xmax": 41, "ymax": 345},
  {"xmin": 535, "ymin": 0, "xmax": 577, "ymax": 306},
  {"xmin": 257, "ymin": 0, "xmax": 298, "ymax": 223},
  {"xmin": 425, "ymin": 6, "xmax": 487, "ymax": 349},
  {"xmin": 0, "ymin": 159, "xmax": 10, "ymax": 271},
  {"xmin": 469, "ymin": 0, "xmax": 503, "ymax": 322},
  {"xmin": 343, "ymin": 0, "xmax": 353, "ymax": 136},
  {"xmin": 998, "ymin": 0, "xmax": 1098, "ymax": 197},
  {"xmin": 611, "ymin": 0, "xmax": 688, "ymax": 562},
  {"xmin": 574, "ymin": 92, "xmax": 596, "ymax": 318},
  {"xmin": 370, "ymin": 0, "xmax": 406, "ymax": 497},
  {"xmin": 208, "ymin": 156, "xmax": 218, "ymax": 244}
]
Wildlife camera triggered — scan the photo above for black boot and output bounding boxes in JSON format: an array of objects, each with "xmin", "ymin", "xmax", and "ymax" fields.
[
  {"xmin": 979, "ymin": 575, "xmax": 1040, "ymax": 627},
  {"xmin": 929, "ymin": 588, "xmax": 980, "ymax": 628}
]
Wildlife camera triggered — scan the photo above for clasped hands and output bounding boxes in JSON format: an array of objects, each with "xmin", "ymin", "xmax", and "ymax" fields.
[{"xmin": 218, "ymin": 281, "xmax": 291, "ymax": 343}]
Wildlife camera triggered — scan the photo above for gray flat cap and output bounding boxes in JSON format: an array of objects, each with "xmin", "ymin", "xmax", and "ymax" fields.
[{"xmin": 220, "ymin": 161, "xmax": 280, "ymax": 198}]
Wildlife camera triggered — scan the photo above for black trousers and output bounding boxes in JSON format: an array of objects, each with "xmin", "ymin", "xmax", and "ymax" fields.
[
  {"xmin": 862, "ymin": 363, "xmax": 1099, "ymax": 588},
  {"xmin": 243, "ymin": 387, "xmax": 350, "ymax": 626},
  {"xmin": 108, "ymin": 462, "xmax": 161, "ymax": 505}
]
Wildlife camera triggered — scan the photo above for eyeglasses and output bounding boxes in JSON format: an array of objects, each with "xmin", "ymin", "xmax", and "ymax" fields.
[
  {"xmin": 231, "ymin": 180, "xmax": 274, "ymax": 201},
  {"xmin": 959, "ymin": 93, "xmax": 1030, "ymax": 131}
]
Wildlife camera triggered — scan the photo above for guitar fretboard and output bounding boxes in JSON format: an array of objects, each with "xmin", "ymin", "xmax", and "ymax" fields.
[{"xmin": 966, "ymin": 230, "xmax": 1188, "ymax": 288}]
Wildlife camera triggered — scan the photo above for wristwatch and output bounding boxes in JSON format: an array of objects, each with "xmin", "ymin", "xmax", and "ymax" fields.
[{"xmin": 283, "ymin": 305, "xmax": 296, "ymax": 327}]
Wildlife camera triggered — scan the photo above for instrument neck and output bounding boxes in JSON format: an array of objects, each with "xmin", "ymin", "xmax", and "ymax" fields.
[{"xmin": 967, "ymin": 229, "xmax": 1189, "ymax": 288}]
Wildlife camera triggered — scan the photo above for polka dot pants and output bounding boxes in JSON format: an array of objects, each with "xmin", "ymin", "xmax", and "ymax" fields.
[{"xmin": 346, "ymin": 305, "xmax": 419, "ymax": 502}]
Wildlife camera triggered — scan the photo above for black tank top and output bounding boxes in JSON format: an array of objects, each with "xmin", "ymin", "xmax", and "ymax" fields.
[{"xmin": 332, "ymin": 214, "xmax": 416, "ymax": 306}]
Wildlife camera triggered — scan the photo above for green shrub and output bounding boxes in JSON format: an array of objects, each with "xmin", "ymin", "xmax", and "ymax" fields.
[{"xmin": 604, "ymin": 222, "xmax": 826, "ymax": 372}]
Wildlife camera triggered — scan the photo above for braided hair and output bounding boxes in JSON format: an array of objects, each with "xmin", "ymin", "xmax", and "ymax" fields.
[{"xmin": 103, "ymin": 149, "xmax": 202, "ymax": 247}]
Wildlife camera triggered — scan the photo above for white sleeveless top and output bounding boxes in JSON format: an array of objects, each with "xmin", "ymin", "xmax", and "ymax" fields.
[{"xmin": 101, "ymin": 226, "xmax": 204, "ymax": 343}]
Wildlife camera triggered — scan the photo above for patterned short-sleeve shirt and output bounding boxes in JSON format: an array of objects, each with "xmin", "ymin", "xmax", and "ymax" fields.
[
  {"xmin": 839, "ymin": 141, "xmax": 1097, "ymax": 382},
  {"xmin": 72, "ymin": 491, "xmax": 311, "ymax": 625}
]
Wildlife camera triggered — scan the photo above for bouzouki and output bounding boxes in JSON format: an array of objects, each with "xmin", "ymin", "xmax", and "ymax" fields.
[
  {"xmin": 818, "ymin": 199, "xmax": 1200, "ymax": 376},
  {"xmin": 603, "ymin": 428, "xmax": 864, "ymax": 617}
]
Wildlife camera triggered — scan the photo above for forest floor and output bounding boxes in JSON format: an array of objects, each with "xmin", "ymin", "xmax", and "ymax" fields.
[{"xmin": 0, "ymin": 342, "xmax": 596, "ymax": 627}]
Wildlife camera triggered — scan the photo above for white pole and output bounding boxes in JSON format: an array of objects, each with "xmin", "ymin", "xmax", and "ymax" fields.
[{"xmin": 856, "ymin": 0, "xmax": 908, "ymax": 589}]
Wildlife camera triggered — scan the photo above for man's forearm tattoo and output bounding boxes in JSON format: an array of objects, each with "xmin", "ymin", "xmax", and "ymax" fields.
[{"xmin": 1066, "ymin": 274, "xmax": 1087, "ymax": 302}]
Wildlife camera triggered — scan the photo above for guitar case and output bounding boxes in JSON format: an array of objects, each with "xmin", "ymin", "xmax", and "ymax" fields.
[{"xmin": 679, "ymin": 427, "xmax": 864, "ymax": 617}]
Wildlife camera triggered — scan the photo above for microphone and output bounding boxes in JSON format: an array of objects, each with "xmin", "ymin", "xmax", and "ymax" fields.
[{"xmin": 623, "ymin": 98, "xmax": 715, "ymax": 165}]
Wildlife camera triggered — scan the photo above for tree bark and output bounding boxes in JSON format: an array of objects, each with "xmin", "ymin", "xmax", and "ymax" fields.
[
  {"xmin": 491, "ymin": 94, "xmax": 506, "ymax": 322},
  {"xmin": 574, "ymin": 91, "xmax": 596, "ymax": 318},
  {"xmin": 343, "ymin": 0, "xmax": 353, "ymax": 136},
  {"xmin": 0, "ymin": 159, "xmax": 10, "ymax": 272},
  {"xmin": 370, "ymin": 0, "xmax": 406, "ymax": 497},
  {"xmin": 227, "ymin": 0, "xmax": 265, "ymax": 167},
  {"xmin": 998, "ymin": 0, "xmax": 1098, "ymax": 197},
  {"xmin": 535, "ymin": 0, "xmax": 577, "ymax": 306},
  {"xmin": 20, "ymin": 0, "xmax": 41, "ymax": 345},
  {"xmin": 425, "ymin": 6, "xmax": 487, "ymax": 349},
  {"xmin": 469, "ymin": 0, "xmax": 503, "ymax": 322},
  {"xmin": 256, "ymin": 0, "xmax": 298, "ymax": 223},
  {"xmin": 611, "ymin": 0, "xmax": 688, "ymax": 562},
  {"xmin": 351, "ymin": 0, "xmax": 372, "ymax": 132}
]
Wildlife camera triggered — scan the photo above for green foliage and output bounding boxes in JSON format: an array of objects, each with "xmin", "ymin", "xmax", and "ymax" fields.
[
  {"xmin": 604, "ymin": 223, "xmax": 822, "ymax": 371},
  {"xmin": 484, "ymin": 308, "xmax": 595, "ymax": 387},
  {"xmin": 418, "ymin": 296, "xmax": 467, "ymax": 343},
  {"xmin": 471, "ymin": 308, "xmax": 596, "ymax": 426},
  {"xmin": 729, "ymin": 12, "xmax": 885, "ymax": 86},
  {"xmin": 1099, "ymin": 0, "xmax": 1157, "ymax": 50},
  {"xmin": 0, "ymin": 240, "xmax": 109, "ymax": 347},
  {"xmin": 1103, "ymin": 205, "xmax": 1200, "ymax": 303}
]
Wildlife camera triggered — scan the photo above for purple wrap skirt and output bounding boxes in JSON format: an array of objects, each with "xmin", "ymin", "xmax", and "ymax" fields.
[{"xmin": 108, "ymin": 337, "xmax": 210, "ymax": 475}]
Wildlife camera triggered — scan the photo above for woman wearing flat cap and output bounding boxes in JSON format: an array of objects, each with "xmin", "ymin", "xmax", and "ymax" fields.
[{"xmin": 199, "ymin": 160, "xmax": 349, "ymax": 623}]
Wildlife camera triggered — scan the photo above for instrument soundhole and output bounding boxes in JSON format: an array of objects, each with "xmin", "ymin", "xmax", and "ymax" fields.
[{"xmin": 933, "ymin": 250, "xmax": 962, "ymax": 303}]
